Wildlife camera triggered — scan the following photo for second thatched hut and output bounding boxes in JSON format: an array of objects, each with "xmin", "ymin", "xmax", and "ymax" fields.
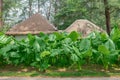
[{"xmin": 65, "ymin": 19, "xmax": 104, "ymax": 36}]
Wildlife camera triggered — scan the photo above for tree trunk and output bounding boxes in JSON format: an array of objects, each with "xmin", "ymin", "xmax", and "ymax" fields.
[
  {"xmin": 54, "ymin": 0, "xmax": 58, "ymax": 15},
  {"xmin": 53, "ymin": 0, "xmax": 58, "ymax": 27},
  {"xmin": 38, "ymin": 0, "xmax": 40, "ymax": 13},
  {"xmin": 29, "ymin": 0, "xmax": 32, "ymax": 17},
  {"xmin": 0, "ymin": 0, "xmax": 3, "ymax": 29},
  {"xmin": 47, "ymin": 0, "xmax": 52, "ymax": 20},
  {"xmin": 103, "ymin": 0, "xmax": 111, "ymax": 35}
]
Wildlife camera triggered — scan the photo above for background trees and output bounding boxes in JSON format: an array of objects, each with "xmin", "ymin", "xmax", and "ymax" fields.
[
  {"xmin": 0, "ymin": 0, "xmax": 2, "ymax": 29},
  {"xmin": 1, "ymin": 0, "xmax": 120, "ymax": 34}
]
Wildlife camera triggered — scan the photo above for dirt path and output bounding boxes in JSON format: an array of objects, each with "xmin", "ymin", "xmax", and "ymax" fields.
[{"xmin": 0, "ymin": 77, "xmax": 120, "ymax": 80}]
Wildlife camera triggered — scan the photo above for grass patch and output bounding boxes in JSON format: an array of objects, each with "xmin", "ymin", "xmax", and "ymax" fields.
[{"xmin": 0, "ymin": 64, "xmax": 120, "ymax": 77}]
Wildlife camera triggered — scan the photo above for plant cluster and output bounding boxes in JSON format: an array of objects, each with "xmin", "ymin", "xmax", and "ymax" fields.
[{"xmin": 0, "ymin": 28, "xmax": 120, "ymax": 71}]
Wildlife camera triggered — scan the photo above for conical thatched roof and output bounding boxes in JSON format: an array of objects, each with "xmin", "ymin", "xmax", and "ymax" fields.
[
  {"xmin": 6, "ymin": 13, "xmax": 57, "ymax": 35},
  {"xmin": 65, "ymin": 19, "xmax": 104, "ymax": 36}
]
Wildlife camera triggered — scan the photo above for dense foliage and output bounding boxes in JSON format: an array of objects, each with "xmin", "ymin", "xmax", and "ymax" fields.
[
  {"xmin": 1, "ymin": 0, "xmax": 120, "ymax": 31},
  {"xmin": 0, "ymin": 28, "xmax": 120, "ymax": 71}
]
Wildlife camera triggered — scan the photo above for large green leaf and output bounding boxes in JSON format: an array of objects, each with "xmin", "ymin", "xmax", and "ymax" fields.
[
  {"xmin": 0, "ymin": 35, "xmax": 13, "ymax": 47},
  {"xmin": 68, "ymin": 31, "xmax": 80, "ymax": 41},
  {"xmin": 72, "ymin": 46, "xmax": 81, "ymax": 55},
  {"xmin": 33, "ymin": 36, "xmax": 41, "ymax": 52},
  {"xmin": 110, "ymin": 27, "xmax": 120, "ymax": 41},
  {"xmin": 71, "ymin": 54, "xmax": 79, "ymax": 62},
  {"xmin": 63, "ymin": 38, "xmax": 72, "ymax": 44},
  {"xmin": 98, "ymin": 45, "xmax": 110, "ymax": 55},
  {"xmin": 9, "ymin": 52, "xmax": 20, "ymax": 58},
  {"xmin": 109, "ymin": 50, "xmax": 119, "ymax": 64},
  {"xmin": 54, "ymin": 32, "xmax": 65, "ymax": 40},
  {"xmin": 50, "ymin": 49, "xmax": 62, "ymax": 57},
  {"xmin": 48, "ymin": 34, "xmax": 56, "ymax": 42},
  {"xmin": 0, "ymin": 44, "xmax": 12, "ymax": 55},
  {"xmin": 83, "ymin": 49, "xmax": 92, "ymax": 57},
  {"xmin": 100, "ymin": 32, "xmax": 109, "ymax": 41},
  {"xmin": 105, "ymin": 39, "xmax": 115, "ymax": 51},
  {"xmin": 40, "ymin": 51, "xmax": 50, "ymax": 58},
  {"xmin": 79, "ymin": 38, "xmax": 91, "ymax": 50},
  {"xmin": 27, "ymin": 34, "xmax": 35, "ymax": 46}
]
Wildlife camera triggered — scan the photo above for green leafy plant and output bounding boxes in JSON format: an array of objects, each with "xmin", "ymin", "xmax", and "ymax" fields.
[{"xmin": 0, "ymin": 27, "xmax": 120, "ymax": 71}]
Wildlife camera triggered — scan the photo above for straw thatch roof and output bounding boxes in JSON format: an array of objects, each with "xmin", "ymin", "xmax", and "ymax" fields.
[
  {"xmin": 65, "ymin": 19, "xmax": 104, "ymax": 36},
  {"xmin": 6, "ymin": 13, "xmax": 57, "ymax": 35}
]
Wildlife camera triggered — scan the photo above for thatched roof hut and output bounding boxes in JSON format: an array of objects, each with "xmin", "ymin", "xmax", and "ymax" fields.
[
  {"xmin": 6, "ymin": 13, "xmax": 57, "ymax": 35},
  {"xmin": 65, "ymin": 19, "xmax": 104, "ymax": 36}
]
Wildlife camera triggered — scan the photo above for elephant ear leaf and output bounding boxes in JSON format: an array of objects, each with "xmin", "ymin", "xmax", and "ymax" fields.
[
  {"xmin": 54, "ymin": 32, "xmax": 64, "ymax": 40},
  {"xmin": 0, "ymin": 44, "xmax": 12, "ymax": 55},
  {"xmin": 49, "ymin": 34, "xmax": 56, "ymax": 42},
  {"xmin": 71, "ymin": 54, "xmax": 79, "ymax": 62},
  {"xmin": 110, "ymin": 27, "xmax": 120, "ymax": 41},
  {"xmin": 68, "ymin": 31, "xmax": 80, "ymax": 41},
  {"xmin": 83, "ymin": 49, "xmax": 92, "ymax": 57},
  {"xmin": 79, "ymin": 38, "xmax": 91, "ymax": 50},
  {"xmin": 10, "ymin": 52, "xmax": 20, "ymax": 58},
  {"xmin": 98, "ymin": 45, "xmax": 110, "ymax": 55},
  {"xmin": 33, "ymin": 36, "xmax": 41, "ymax": 52},
  {"xmin": 105, "ymin": 39, "xmax": 115, "ymax": 51},
  {"xmin": 40, "ymin": 51, "xmax": 50, "ymax": 58},
  {"xmin": 100, "ymin": 32, "xmax": 109, "ymax": 41}
]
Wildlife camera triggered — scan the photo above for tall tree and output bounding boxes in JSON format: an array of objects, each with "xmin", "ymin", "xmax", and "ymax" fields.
[
  {"xmin": 29, "ymin": 0, "xmax": 32, "ymax": 17},
  {"xmin": 104, "ymin": 0, "xmax": 111, "ymax": 35},
  {"xmin": 54, "ymin": 0, "xmax": 88, "ymax": 29},
  {"xmin": 1, "ymin": 0, "xmax": 120, "ymax": 32},
  {"xmin": 0, "ymin": 0, "xmax": 3, "ymax": 29},
  {"xmin": 46, "ymin": 0, "xmax": 52, "ymax": 20},
  {"xmin": 38, "ymin": 0, "xmax": 40, "ymax": 13}
]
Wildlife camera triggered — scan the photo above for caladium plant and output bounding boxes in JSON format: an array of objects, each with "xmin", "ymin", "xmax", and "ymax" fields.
[{"xmin": 0, "ymin": 27, "xmax": 120, "ymax": 71}]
